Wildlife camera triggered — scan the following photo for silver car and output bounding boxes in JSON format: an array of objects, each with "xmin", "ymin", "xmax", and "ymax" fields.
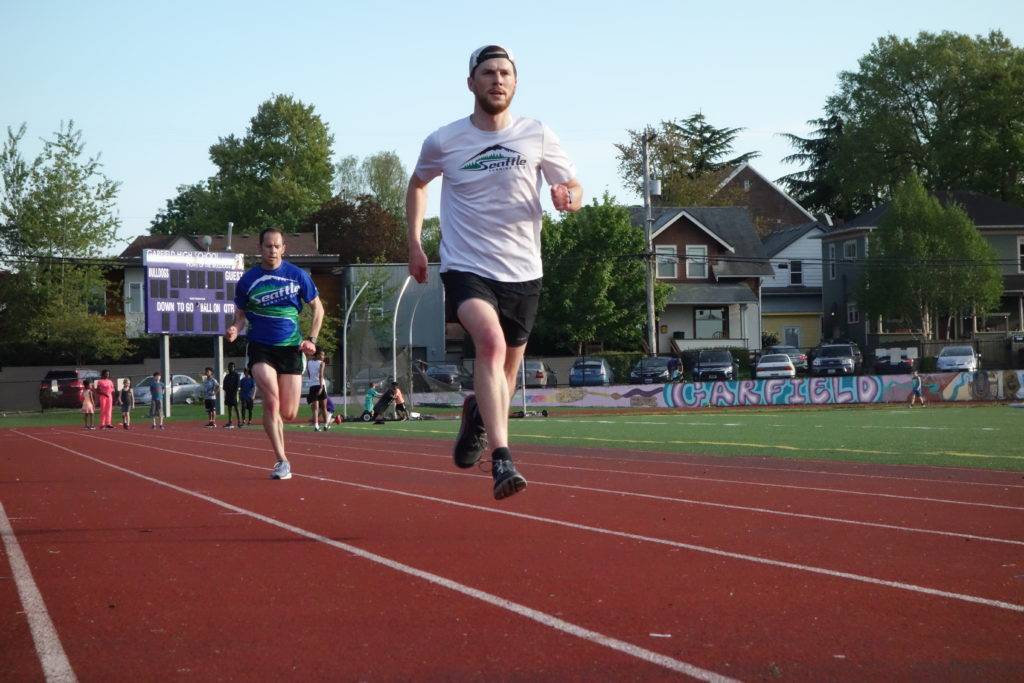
[
  {"xmin": 936, "ymin": 345, "xmax": 979, "ymax": 372},
  {"xmin": 133, "ymin": 374, "xmax": 204, "ymax": 405}
]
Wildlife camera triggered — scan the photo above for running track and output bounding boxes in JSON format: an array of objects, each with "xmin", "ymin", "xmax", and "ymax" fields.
[{"xmin": 2, "ymin": 425, "xmax": 1023, "ymax": 681}]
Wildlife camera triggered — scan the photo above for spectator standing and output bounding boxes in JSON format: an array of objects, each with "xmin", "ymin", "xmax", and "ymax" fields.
[
  {"xmin": 95, "ymin": 369, "xmax": 115, "ymax": 430},
  {"xmin": 223, "ymin": 362, "xmax": 242, "ymax": 429},
  {"xmin": 909, "ymin": 370, "xmax": 926, "ymax": 407},
  {"xmin": 81, "ymin": 379, "xmax": 96, "ymax": 430},
  {"xmin": 119, "ymin": 378, "xmax": 135, "ymax": 430},
  {"xmin": 202, "ymin": 367, "xmax": 220, "ymax": 428},
  {"xmin": 239, "ymin": 368, "xmax": 256, "ymax": 426},
  {"xmin": 149, "ymin": 371, "xmax": 166, "ymax": 429}
]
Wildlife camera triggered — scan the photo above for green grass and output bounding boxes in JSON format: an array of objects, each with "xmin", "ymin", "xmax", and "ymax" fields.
[
  {"xmin": 7, "ymin": 402, "xmax": 1023, "ymax": 471},
  {"xmin": 329, "ymin": 403, "xmax": 1024, "ymax": 471}
]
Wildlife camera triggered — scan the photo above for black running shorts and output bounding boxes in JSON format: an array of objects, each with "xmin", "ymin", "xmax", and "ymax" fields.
[
  {"xmin": 246, "ymin": 340, "xmax": 305, "ymax": 375},
  {"xmin": 306, "ymin": 385, "xmax": 326, "ymax": 404},
  {"xmin": 441, "ymin": 270, "xmax": 542, "ymax": 347},
  {"xmin": 204, "ymin": 399, "xmax": 216, "ymax": 412}
]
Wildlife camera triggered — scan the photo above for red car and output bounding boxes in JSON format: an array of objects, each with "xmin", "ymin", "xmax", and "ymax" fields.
[{"xmin": 39, "ymin": 369, "xmax": 100, "ymax": 410}]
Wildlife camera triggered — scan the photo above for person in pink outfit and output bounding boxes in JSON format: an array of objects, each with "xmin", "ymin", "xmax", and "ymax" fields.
[
  {"xmin": 95, "ymin": 369, "xmax": 116, "ymax": 429},
  {"xmin": 81, "ymin": 379, "xmax": 96, "ymax": 430}
]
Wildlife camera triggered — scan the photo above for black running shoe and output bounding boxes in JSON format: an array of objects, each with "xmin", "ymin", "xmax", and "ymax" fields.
[
  {"xmin": 492, "ymin": 457, "xmax": 527, "ymax": 500},
  {"xmin": 453, "ymin": 395, "xmax": 487, "ymax": 469}
]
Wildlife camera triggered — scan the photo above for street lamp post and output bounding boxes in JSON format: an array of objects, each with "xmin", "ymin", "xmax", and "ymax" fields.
[{"xmin": 641, "ymin": 129, "xmax": 661, "ymax": 356}]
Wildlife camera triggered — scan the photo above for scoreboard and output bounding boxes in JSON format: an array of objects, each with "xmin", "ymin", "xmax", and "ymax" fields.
[{"xmin": 142, "ymin": 250, "xmax": 246, "ymax": 336}]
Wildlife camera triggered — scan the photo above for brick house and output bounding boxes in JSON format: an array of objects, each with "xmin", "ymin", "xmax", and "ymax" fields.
[
  {"xmin": 715, "ymin": 163, "xmax": 818, "ymax": 236},
  {"xmin": 634, "ymin": 206, "xmax": 773, "ymax": 353}
]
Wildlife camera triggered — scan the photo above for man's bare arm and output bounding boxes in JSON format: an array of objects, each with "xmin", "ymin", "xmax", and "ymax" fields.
[{"xmin": 406, "ymin": 175, "xmax": 430, "ymax": 283}]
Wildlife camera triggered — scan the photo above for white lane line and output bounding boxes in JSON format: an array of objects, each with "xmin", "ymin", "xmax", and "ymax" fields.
[
  {"xmin": 285, "ymin": 430, "xmax": 1024, "ymax": 491},
  {"xmin": 151, "ymin": 431, "xmax": 1024, "ymax": 547},
  {"xmin": 14, "ymin": 432, "xmax": 731, "ymax": 683},
  {"xmin": 0, "ymin": 502, "xmax": 77, "ymax": 683},
  {"xmin": 193, "ymin": 429, "xmax": 1024, "ymax": 503},
  {"xmin": 46, "ymin": 430, "xmax": 1024, "ymax": 615}
]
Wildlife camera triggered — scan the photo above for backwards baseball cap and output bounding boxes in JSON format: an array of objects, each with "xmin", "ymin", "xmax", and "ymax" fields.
[{"xmin": 469, "ymin": 44, "xmax": 516, "ymax": 76}]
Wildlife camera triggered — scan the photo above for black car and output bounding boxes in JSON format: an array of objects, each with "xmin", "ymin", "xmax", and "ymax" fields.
[
  {"xmin": 425, "ymin": 363, "xmax": 463, "ymax": 391},
  {"xmin": 691, "ymin": 349, "xmax": 737, "ymax": 382},
  {"xmin": 629, "ymin": 356, "xmax": 682, "ymax": 384},
  {"xmin": 811, "ymin": 344, "xmax": 857, "ymax": 376}
]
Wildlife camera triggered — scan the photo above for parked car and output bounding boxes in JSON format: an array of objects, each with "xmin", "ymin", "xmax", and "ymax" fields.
[
  {"xmin": 811, "ymin": 344, "xmax": 857, "ymax": 376},
  {"xmin": 425, "ymin": 363, "xmax": 463, "ymax": 391},
  {"xmin": 569, "ymin": 358, "xmax": 614, "ymax": 386},
  {"xmin": 517, "ymin": 360, "xmax": 558, "ymax": 388},
  {"xmin": 629, "ymin": 356, "xmax": 682, "ymax": 384},
  {"xmin": 819, "ymin": 339, "xmax": 864, "ymax": 373},
  {"xmin": 691, "ymin": 349, "xmax": 738, "ymax": 382},
  {"xmin": 766, "ymin": 345, "xmax": 808, "ymax": 373},
  {"xmin": 936, "ymin": 345, "xmax": 980, "ymax": 372},
  {"xmin": 873, "ymin": 354, "xmax": 916, "ymax": 374},
  {"xmin": 38, "ymin": 369, "xmax": 100, "ymax": 409},
  {"xmin": 755, "ymin": 353, "xmax": 796, "ymax": 379},
  {"xmin": 133, "ymin": 374, "xmax": 205, "ymax": 405}
]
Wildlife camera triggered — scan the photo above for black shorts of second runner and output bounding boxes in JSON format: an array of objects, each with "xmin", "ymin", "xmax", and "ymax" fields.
[
  {"xmin": 246, "ymin": 340, "xmax": 305, "ymax": 375},
  {"xmin": 440, "ymin": 270, "xmax": 542, "ymax": 347},
  {"xmin": 225, "ymin": 395, "xmax": 238, "ymax": 407},
  {"xmin": 306, "ymin": 385, "xmax": 326, "ymax": 404},
  {"xmin": 204, "ymin": 399, "xmax": 216, "ymax": 412}
]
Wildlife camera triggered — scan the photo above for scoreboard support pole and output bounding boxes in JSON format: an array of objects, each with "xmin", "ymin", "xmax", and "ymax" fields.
[
  {"xmin": 161, "ymin": 334, "xmax": 172, "ymax": 418},
  {"xmin": 214, "ymin": 336, "xmax": 225, "ymax": 416}
]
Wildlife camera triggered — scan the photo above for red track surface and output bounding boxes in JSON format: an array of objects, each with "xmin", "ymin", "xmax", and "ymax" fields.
[{"xmin": 2, "ymin": 424, "xmax": 1023, "ymax": 681}]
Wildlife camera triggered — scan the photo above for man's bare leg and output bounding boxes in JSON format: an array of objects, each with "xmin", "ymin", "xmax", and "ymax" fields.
[
  {"xmin": 457, "ymin": 299, "xmax": 509, "ymax": 447},
  {"xmin": 252, "ymin": 363, "xmax": 288, "ymax": 463}
]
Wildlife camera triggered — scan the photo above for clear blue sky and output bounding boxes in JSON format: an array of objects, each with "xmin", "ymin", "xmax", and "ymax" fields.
[{"xmin": 2, "ymin": 0, "xmax": 1021, "ymax": 254}]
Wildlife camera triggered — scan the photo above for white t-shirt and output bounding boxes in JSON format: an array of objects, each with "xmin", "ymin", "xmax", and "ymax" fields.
[
  {"xmin": 413, "ymin": 116, "xmax": 576, "ymax": 282},
  {"xmin": 305, "ymin": 359, "xmax": 322, "ymax": 384}
]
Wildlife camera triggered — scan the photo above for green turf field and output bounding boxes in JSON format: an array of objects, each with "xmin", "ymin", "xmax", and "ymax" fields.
[
  {"xmin": 335, "ymin": 404, "xmax": 1024, "ymax": 471},
  {"xmin": 5, "ymin": 402, "xmax": 1022, "ymax": 471}
]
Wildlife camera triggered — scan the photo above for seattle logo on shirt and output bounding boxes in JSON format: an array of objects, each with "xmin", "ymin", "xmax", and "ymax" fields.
[{"xmin": 461, "ymin": 144, "xmax": 528, "ymax": 172}]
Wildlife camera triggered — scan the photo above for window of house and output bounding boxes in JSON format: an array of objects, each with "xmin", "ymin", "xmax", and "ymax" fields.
[
  {"xmin": 847, "ymin": 302, "xmax": 860, "ymax": 324},
  {"xmin": 695, "ymin": 307, "xmax": 728, "ymax": 339},
  {"xmin": 127, "ymin": 282, "xmax": 143, "ymax": 314},
  {"xmin": 790, "ymin": 260, "xmax": 803, "ymax": 286},
  {"xmin": 742, "ymin": 179, "xmax": 752, "ymax": 191},
  {"xmin": 685, "ymin": 245, "xmax": 708, "ymax": 279},
  {"xmin": 87, "ymin": 285, "xmax": 106, "ymax": 315},
  {"xmin": 843, "ymin": 240, "xmax": 857, "ymax": 261},
  {"xmin": 1018, "ymin": 237, "xmax": 1024, "ymax": 273},
  {"xmin": 828, "ymin": 244, "xmax": 836, "ymax": 280},
  {"xmin": 655, "ymin": 245, "xmax": 677, "ymax": 279}
]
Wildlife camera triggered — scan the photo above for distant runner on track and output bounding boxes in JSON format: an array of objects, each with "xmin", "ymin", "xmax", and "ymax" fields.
[{"xmin": 226, "ymin": 227, "xmax": 324, "ymax": 480}]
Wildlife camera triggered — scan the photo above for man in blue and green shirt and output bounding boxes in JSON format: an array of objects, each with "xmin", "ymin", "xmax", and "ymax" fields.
[{"xmin": 226, "ymin": 227, "xmax": 324, "ymax": 480}]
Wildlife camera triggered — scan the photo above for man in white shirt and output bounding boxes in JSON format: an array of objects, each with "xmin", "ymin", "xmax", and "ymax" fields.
[{"xmin": 406, "ymin": 44, "xmax": 582, "ymax": 500}]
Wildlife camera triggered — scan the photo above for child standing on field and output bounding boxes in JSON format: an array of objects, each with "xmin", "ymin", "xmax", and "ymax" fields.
[
  {"xmin": 909, "ymin": 370, "xmax": 925, "ymax": 408},
  {"xmin": 149, "ymin": 371, "xmax": 166, "ymax": 429},
  {"xmin": 202, "ymin": 367, "xmax": 220, "ymax": 428},
  {"xmin": 81, "ymin": 379, "xmax": 96, "ymax": 430},
  {"xmin": 119, "ymin": 378, "xmax": 135, "ymax": 429}
]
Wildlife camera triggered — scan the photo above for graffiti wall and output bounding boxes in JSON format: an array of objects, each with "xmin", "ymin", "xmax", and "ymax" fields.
[{"xmin": 413, "ymin": 371, "xmax": 1015, "ymax": 410}]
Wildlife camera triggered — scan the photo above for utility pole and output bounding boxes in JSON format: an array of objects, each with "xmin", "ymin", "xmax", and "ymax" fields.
[{"xmin": 641, "ymin": 128, "xmax": 659, "ymax": 355}]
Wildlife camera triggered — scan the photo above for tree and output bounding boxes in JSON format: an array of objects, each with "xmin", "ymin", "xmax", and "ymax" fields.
[
  {"xmin": 150, "ymin": 181, "xmax": 220, "ymax": 236},
  {"xmin": 302, "ymin": 195, "xmax": 405, "ymax": 263},
  {"xmin": 420, "ymin": 216, "xmax": 441, "ymax": 261},
  {"xmin": 532, "ymin": 195, "xmax": 671, "ymax": 354},
  {"xmin": 782, "ymin": 31, "xmax": 1024, "ymax": 218},
  {"xmin": 0, "ymin": 121, "xmax": 130, "ymax": 364},
  {"xmin": 333, "ymin": 151, "xmax": 409, "ymax": 221},
  {"xmin": 856, "ymin": 173, "xmax": 1003, "ymax": 339},
  {"xmin": 615, "ymin": 113, "xmax": 759, "ymax": 206},
  {"xmin": 777, "ymin": 115, "xmax": 869, "ymax": 218},
  {"xmin": 1, "ymin": 121, "xmax": 120, "ymax": 259},
  {"xmin": 151, "ymin": 94, "xmax": 335, "ymax": 235}
]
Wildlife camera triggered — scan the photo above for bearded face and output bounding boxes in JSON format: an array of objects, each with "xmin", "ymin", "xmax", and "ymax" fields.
[{"xmin": 468, "ymin": 57, "xmax": 516, "ymax": 115}]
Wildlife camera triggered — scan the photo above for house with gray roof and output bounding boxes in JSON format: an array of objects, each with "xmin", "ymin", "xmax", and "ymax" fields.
[
  {"xmin": 821, "ymin": 192, "xmax": 1024, "ymax": 347},
  {"xmin": 632, "ymin": 206, "xmax": 773, "ymax": 353},
  {"xmin": 760, "ymin": 221, "xmax": 829, "ymax": 349}
]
